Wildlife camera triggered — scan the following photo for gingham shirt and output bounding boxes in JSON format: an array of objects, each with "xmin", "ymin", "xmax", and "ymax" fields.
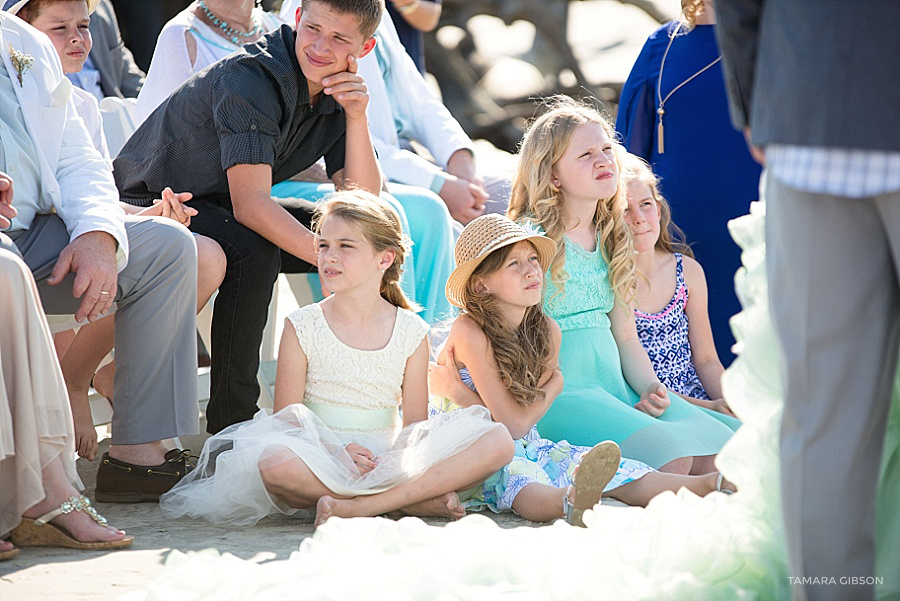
[
  {"xmin": 766, "ymin": 145, "xmax": 900, "ymax": 198},
  {"xmin": 114, "ymin": 25, "xmax": 346, "ymax": 207}
]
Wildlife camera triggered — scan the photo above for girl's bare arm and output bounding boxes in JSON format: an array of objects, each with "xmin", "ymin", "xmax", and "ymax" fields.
[
  {"xmin": 400, "ymin": 335, "xmax": 431, "ymax": 427},
  {"xmin": 273, "ymin": 321, "xmax": 309, "ymax": 413},
  {"xmin": 453, "ymin": 316, "xmax": 563, "ymax": 439},
  {"xmin": 682, "ymin": 256, "xmax": 726, "ymax": 400}
]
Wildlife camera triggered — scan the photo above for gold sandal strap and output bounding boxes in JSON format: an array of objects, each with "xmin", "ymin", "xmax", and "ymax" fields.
[{"xmin": 33, "ymin": 496, "xmax": 109, "ymax": 527}]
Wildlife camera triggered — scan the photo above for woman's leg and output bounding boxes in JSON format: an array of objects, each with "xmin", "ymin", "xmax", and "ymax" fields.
[
  {"xmin": 22, "ymin": 455, "xmax": 128, "ymax": 543},
  {"xmin": 316, "ymin": 427, "xmax": 514, "ymax": 526},
  {"xmin": 386, "ymin": 184, "xmax": 456, "ymax": 323}
]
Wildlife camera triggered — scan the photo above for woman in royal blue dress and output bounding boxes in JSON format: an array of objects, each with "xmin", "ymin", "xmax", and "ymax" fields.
[{"xmin": 616, "ymin": 0, "xmax": 762, "ymax": 365}]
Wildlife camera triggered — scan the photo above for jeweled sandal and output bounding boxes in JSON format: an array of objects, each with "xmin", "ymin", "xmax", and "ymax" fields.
[
  {"xmin": 564, "ymin": 440, "xmax": 621, "ymax": 527},
  {"xmin": 10, "ymin": 495, "xmax": 133, "ymax": 550}
]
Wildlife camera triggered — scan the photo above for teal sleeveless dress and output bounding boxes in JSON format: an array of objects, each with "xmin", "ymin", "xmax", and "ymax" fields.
[{"xmin": 538, "ymin": 235, "xmax": 740, "ymax": 469}]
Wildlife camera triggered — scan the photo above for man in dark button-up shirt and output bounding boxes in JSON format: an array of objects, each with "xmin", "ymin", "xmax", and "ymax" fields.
[{"xmin": 114, "ymin": 0, "xmax": 383, "ymax": 435}]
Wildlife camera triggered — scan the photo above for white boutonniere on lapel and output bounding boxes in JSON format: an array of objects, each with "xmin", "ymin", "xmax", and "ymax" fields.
[{"xmin": 8, "ymin": 44, "xmax": 34, "ymax": 87}]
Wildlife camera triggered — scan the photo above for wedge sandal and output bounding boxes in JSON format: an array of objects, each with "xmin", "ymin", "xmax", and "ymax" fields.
[
  {"xmin": 0, "ymin": 541, "xmax": 19, "ymax": 561},
  {"xmin": 10, "ymin": 495, "xmax": 133, "ymax": 550},
  {"xmin": 563, "ymin": 440, "xmax": 621, "ymax": 527}
]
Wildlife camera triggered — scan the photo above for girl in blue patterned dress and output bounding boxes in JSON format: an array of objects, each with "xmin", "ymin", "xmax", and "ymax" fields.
[
  {"xmin": 622, "ymin": 154, "xmax": 734, "ymax": 417},
  {"xmin": 507, "ymin": 97, "xmax": 740, "ymax": 475},
  {"xmin": 429, "ymin": 215, "xmax": 735, "ymax": 525}
]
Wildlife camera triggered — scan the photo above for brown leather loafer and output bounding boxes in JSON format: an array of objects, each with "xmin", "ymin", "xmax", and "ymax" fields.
[{"xmin": 95, "ymin": 449, "xmax": 194, "ymax": 503}]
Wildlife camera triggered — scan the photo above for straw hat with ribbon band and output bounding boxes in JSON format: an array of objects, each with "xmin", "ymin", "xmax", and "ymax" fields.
[
  {"xmin": 446, "ymin": 214, "xmax": 557, "ymax": 309},
  {"xmin": 4, "ymin": 0, "xmax": 100, "ymax": 15}
]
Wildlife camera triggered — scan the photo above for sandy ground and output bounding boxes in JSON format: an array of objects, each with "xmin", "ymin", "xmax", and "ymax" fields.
[
  {"xmin": 0, "ymin": 2, "xmax": 681, "ymax": 599},
  {"xmin": 0, "ymin": 420, "xmax": 546, "ymax": 601}
]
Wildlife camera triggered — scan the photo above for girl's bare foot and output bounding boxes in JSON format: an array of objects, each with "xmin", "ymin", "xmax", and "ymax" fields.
[
  {"xmin": 401, "ymin": 492, "xmax": 465, "ymax": 520},
  {"xmin": 315, "ymin": 495, "xmax": 349, "ymax": 527}
]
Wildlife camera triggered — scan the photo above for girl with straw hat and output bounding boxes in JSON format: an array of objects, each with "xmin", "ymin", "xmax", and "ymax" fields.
[{"xmin": 430, "ymin": 214, "xmax": 734, "ymax": 526}]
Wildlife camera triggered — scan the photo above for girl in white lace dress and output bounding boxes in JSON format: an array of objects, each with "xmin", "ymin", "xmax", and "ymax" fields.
[{"xmin": 160, "ymin": 191, "xmax": 512, "ymax": 527}]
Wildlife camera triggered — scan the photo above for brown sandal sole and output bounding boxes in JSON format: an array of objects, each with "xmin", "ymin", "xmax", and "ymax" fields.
[
  {"xmin": 10, "ymin": 518, "xmax": 134, "ymax": 551},
  {"xmin": 571, "ymin": 440, "xmax": 621, "ymax": 527},
  {"xmin": 0, "ymin": 546, "xmax": 19, "ymax": 561}
]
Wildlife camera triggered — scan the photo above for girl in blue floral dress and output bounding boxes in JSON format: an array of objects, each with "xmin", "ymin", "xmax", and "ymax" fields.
[
  {"xmin": 622, "ymin": 153, "xmax": 734, "ymax": 416},
  {"xmin": 429, "ymin": 215, "xmax": 735, "ymax": 525}
]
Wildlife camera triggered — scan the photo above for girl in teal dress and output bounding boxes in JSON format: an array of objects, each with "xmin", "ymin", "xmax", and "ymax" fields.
[
  {"xmin": 508, "ymin": 97, "xmax": 740, "ymax": 473},
  {"xmin": 429, "ymin": 214, "xmax": 735, "ymax": 526}
]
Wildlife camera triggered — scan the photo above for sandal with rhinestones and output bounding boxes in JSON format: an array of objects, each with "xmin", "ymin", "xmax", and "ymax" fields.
[{"xmin": 10, "ymin": 496, "xmax": 133, "ymax": 550}]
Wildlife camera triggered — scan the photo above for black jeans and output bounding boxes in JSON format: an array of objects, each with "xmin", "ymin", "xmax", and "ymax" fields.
[{"xmin": 187, "ymin": 197, "xmax": 317, "ymax": 434}]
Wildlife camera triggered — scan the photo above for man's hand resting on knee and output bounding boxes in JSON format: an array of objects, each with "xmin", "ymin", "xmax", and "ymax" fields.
[{"xmin": 48, "ymin": 231, "xmax": 118, "ymax": 323}]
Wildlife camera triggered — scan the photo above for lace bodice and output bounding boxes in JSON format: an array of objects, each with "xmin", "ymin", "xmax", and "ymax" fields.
[
  {"xmin": 285, "ymin": 304, "xmax": 429, "ymax": 433},
  {"xmin": 543, "ymin": 235, "xmax": 616, "ymax": 331}
]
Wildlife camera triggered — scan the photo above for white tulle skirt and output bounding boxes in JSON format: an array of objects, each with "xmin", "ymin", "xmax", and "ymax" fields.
[{"xmin": 160, "ymin": 403, "xmax": 504, "ymax": 526}]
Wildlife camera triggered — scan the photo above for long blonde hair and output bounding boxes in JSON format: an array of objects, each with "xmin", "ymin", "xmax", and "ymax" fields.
[
  {"xmin": 620, "ymin": 153, "xmax": 693, "ymax": 258},
  {"xmin": 463, "ymin": 243, "xmax": 553, "ymax": 407},
  {"xmin": 314, "ymin": 190, "xmax": 419, "ymax": 311},
  {"xmin": 508, "ymin": 96, "xmax": 637, "ymax": 305}
]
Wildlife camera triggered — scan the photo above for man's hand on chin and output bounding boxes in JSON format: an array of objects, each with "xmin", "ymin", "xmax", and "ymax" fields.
[{"xmin": 48, "ymin": 231, "xmax": 119, "ymax": 323}]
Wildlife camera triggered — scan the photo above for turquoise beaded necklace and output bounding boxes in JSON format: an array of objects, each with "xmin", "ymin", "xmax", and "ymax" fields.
[{"xmin": 197, "ymin": 0, "xmax": 262, "ymax": 46}]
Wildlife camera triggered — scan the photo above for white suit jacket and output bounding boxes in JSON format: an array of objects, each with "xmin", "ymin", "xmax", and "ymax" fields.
[
  {"xmin": 280, "ymin": 1, "xmax": 473, "ymax": 189},
  {"xmin": 0, "ymin": 13, "xmax": 127, "ymax": 264}
]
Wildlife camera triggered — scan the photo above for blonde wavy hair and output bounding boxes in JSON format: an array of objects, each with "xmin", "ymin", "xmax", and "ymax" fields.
[
  {"xmin": 620, "ymin": 153, "xmax": 693, "ymax": 258},
  {"xmin": 508, "ymin": 96, "xmax": 637, "ymax": 306},
  {"xmin": 680, "ymin": 0, "xmax": 707, "ymax": 30},
  {"xmin": 462, "ymin": 243, "xmax": 553, "ymax": 407},
  {"xmin": 313, "ymin": 190, "xmax": 419, "ymax": 311}
]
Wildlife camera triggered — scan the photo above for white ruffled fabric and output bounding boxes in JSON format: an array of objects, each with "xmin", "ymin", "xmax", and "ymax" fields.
[
  {"xmin": 138, "ymin": 201, "xmax": 794, "ymax": 599},
  {"xmin": 159, "ymin": 403, "xmax": 502, "ymax": 526}
]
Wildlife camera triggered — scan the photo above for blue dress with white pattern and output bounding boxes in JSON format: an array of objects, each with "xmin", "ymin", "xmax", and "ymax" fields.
[
  {"xmin": 635, "ymin": 253, "xmax": 709, "ymax": 400},
  {"xmin": 429, "ymin": 368, "xmax": 654, "ymax": 514}
]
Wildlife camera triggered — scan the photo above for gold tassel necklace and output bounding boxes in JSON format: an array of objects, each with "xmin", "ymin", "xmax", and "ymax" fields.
[{"xmin": 656, "ymin": 22, "xmax": 722, "ymax": 154}]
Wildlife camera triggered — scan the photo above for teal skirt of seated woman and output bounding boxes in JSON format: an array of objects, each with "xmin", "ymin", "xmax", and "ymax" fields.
[{"xmin": 537, "ymin": 235, "xmax": 740, "ymax": 469}]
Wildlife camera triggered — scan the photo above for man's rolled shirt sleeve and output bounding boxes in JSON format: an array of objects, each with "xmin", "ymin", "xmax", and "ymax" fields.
[{"xmin": 213, "ymin": 67, "xmax": 282, "ymax": 171}]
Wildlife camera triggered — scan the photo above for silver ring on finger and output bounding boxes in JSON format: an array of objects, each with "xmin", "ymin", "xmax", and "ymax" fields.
[{"xmin": 99, "ymin": 290, "xmax": 110, "ymax": 295}]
